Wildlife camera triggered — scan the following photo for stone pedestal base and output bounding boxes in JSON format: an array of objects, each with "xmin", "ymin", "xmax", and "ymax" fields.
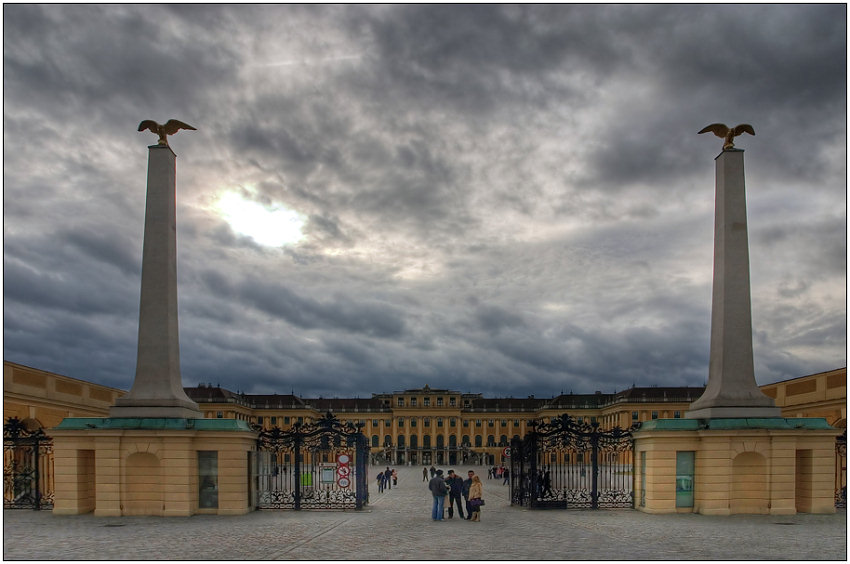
[
  {"xmin": 633, "ymin": 418, "xmax": 839, "ymax": 515},
  {"xmin": 51, "ymin": 418, "xmax": 256, "ymax": 517}
]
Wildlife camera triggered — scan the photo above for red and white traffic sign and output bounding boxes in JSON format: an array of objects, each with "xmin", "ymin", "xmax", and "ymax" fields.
[{"xmin": 503, "ymin": 446, "xmax": 511, "ymax": 458}]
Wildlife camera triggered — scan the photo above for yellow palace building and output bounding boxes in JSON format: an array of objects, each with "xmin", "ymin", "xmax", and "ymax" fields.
[{"xmin": 4, "ymin": 361, "xmax": 844, "ymax": 468}]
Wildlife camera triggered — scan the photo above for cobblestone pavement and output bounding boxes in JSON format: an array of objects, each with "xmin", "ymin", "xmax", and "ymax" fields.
[{"xmin": 4, "ymin": 466, "xmax": 846, "ymax": 560}]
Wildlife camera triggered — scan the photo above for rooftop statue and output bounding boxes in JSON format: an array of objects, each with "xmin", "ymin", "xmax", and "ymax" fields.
[
  {"xmin": 698, "ymin": 123, "xmax": 755, "ymax": 150},
  {"xmin": 138, "ymin": 119, "xmax": 196, "ymax": 146}
]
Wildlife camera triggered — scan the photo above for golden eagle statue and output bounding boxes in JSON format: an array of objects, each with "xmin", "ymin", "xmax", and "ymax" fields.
[
  {"xmin": 698, "ymin": 123, "xmax": 755, "ymax": 150},
  {"xmin": 138, "ymin": 119, "xmax": 196, "ymax": 146}
]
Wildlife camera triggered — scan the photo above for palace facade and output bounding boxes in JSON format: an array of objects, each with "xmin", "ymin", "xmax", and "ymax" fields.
[{"xmin": 4, "ymin": 361, "xmax": 845, "ymax": 467}]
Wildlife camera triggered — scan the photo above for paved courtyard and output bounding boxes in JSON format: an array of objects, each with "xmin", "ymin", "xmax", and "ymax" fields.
[{"xmin": 3, "ymin": 465, "xmax": 846, "ymax": 560}]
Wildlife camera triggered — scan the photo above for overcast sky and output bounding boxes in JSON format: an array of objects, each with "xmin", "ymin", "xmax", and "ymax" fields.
[{"xmin": 3, "ymin": 4, "xmax": 846, "ymax": 399}]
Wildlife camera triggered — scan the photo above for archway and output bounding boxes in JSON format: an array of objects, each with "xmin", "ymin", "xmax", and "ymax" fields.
[
  {"xmin": 124, "ymin": 452, "xmax": 161, "ymax": 515},
  {"xmin": 730, "ymin": 452, "xmax": 768, "ymax": 514}
]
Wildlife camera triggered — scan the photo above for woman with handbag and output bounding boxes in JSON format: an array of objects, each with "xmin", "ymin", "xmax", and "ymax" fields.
[{"xmin": 468, "ymin": 475, "xmax": 484, "ymax": 521}]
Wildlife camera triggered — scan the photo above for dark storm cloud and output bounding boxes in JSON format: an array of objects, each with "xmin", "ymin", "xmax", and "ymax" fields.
[{"xmin": 3, "ymin": 5, "xmax": 845, "ymax": 398}]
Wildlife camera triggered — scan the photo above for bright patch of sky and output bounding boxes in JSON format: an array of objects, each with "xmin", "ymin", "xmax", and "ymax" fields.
[{"xmin": 216, "ymin": 190, "xmax": 306, "ymax": 247}]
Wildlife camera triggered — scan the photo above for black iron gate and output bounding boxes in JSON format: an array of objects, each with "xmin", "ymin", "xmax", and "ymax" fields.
[
  {"xmin": 4, "ymin": 417, "xmax": 54, "ymax": 510},
  {"xmin": 510, "ymin": 415, "xmax": 635, "ymax": 509},
  {"xmin": 250, "ymin": 412, "xmax": 369, "ymax": 510},
  {"xmin": 836, "ymin": 430, "xmax": 846, "ymax": 508}
]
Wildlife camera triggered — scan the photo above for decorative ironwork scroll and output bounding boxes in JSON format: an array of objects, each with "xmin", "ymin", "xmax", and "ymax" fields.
[
  {"xmin": 4, "ymin": 417, "xmax": 54, "ymax": 510},
  {"xmin": 510, "ymin": 414, "xmax": 636, "ymax": 510},
  {"xmin": 252, "ymin": 412, "xmax": 368, "ymax": 511}
]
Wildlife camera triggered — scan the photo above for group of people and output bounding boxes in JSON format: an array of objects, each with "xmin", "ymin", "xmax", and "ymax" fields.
[
  {"xmin": 486, "ymin": 466, "xmax": 511, "ymax": 484},
  {"xmin": 427, "ymin": 468, "xmax": 484, "ymax": 522},
  {"xmin": 376, "ymin": 467, "xmax": 398, "ymax": 493}
]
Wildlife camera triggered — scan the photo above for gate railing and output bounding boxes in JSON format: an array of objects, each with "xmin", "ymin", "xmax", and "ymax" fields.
[
  {"xmin": 252, "ymin": 411, "xmax": 368, "ymax": 510},
  {"xmin": 836, "ymin": 430, "xmax": 846, "ymax": 508},
  {"xmin": 4, "ymin": 417, "xmax": 54, "ymax": 510},
  {"xmin": 510, "ymin": 414, "xmax": 635, "ymax": 510}
]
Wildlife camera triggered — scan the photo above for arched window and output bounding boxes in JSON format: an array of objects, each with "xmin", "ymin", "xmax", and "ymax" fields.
[
  {"xmin": 397, "ymin": 435, "xmax": 406, "ymax": 448},
  {"xmin": 384, "ymin": 435, "xmax": 392, "ymax": 447},
  {"xmin": 462, "ymin": 435, "xmax": 470, "ymax": 446},
  {"xmin": 437, "ymin": 435, "xmax": 444, "ymax": 448},
  {"xmin": 487, "ymin": 435, "xmax": 495, "ymax": 447},
  {"xmin": 449, "ymin": 435, "xmax": 457, "ymax": 447},
  {"xmin": 372, "ymin": 435, "xmax": 379, "ymax": 447},
  {"xmin": 475, "ymin": 435, "xmax": 482, "ymax": 447},
  {"xmin": 410, "ymin": 435, "xmax": 418, "ymax": 448},
  {"xmin": 423, "ymin": 435, "xmax": 431, "ymax": 448},
  {"xmin": 500, "ymin": 435, "xmax": 508, "ymax": 446}
]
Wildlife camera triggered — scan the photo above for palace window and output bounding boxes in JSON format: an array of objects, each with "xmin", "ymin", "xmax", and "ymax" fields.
[
  {"xmin": 410, "ymin": 435, "xmax": 418, "ymax": 448},
  {"xmin": 424, "ymin": 418, "xmax": 430, "ymax": 427},
  {"xmin": 501, "ymin": 419, "xmax": 507, "ymax": 427},
  {"xmin": 397, "ymin": 435, "xmax": 406, "ymax": 448},
  {"xmin": 674, "ymin": 411, "xmax": 681, "ymax": 419},
  {"xmin": 424, "ymin": 398, "xmax": 430, "ymax": 407},
  {"xmin": 475, "ymin": 435, "xmax": 483, "ymax": 447},
  {"xmin": 487, "ymin": 435, "xmax": 495, "ymax": 447},
  {"xmin": 437, "ymin": 417, "xmax": 443, "ymax": 427},
  {"xmin": 450, "ymin": 435, "xmax": 457, "ymax": 447},
  {"xmin": 500, "ymin": 435, "xmax": 508, "ymax": 446},
  {"xmin": 372, "ymin": 435, "xmax": 379, "ymax": 447},
  {"xmin": 488, "ymin": 419, "xmax": 494, "ymax": 427},
  {"xmin": 437, "ymin": 435, "xmax": 444, "ymax": 448},
  {"xmin": 462, "ymin": 435, "xmax": 470, "ymax": 446},
  {"xmin": 437, "ymin": 397, "xmax": 444, "ymax": 407},
  {"xmin": 423, "ymin": 435, "xmax": 431, "ymax": 448},
  {"xmin": 514, "ymin": 420, "xmax": 519, "ymax": 427},
  {"xmin": 384, "ymin": 435, "xmax": 392, "ymax": 446},
  {"xmin": 450, "ymin": 418, "xmax": 456, "ymax": 427},
  {"xmin": 257, "ymin": 416, "xmax": 264, "ymax": 425},
  {"xmin": 271, "ymin": 416, "xmax": 277, "ymax": 425},
  {"xmin": 284, "ymin": 416, "xmax": 290, "ymax": 424},
  {"xmin": 398, "ymin": 417, "xmax": 405, "ymax": 427},
  {"xmin": 411, "ymin": 397, "xmax": 417, "ymax": 406},
  {"xmin": 651, "ymin": 411, "xmax": 659, "ymax": 420},
  {"xmin": 385, "ymin": 420, "xmax": 392, "ymax": 426},
  {"xmin": 398, "ymin": 397, "xmax": 405, "ymax": 407},
  {"xmin": 410, "ymin": 418, "xmax": 417, "ymax": 428},
  {"xmin": 463, "ymin": 420, "xmax": 469, "ymax": 428},
  {"xmin": 476, "ymin": 419, "xmax": 482, "ymax": 427},
  {"xmin": 632, "ymin": 411, "xmax": 639, "ymax": 421},
  {"xmin": 372, "ymin": 419, "xmax": 379, "ymax": 426},
  {"xmin": 450, "ymin": 397, "xmax": 456, "ymax": 407}
]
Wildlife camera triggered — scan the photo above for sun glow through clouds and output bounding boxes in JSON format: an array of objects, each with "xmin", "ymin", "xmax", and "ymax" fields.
[{"xmin": 216, "ymin": 191, "xmax": 306, "ymax": 247}]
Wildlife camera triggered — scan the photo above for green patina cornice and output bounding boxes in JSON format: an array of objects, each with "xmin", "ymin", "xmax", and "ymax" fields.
[
  {"xmin": 637, "ymin": 417, "xmax": 836, "ymax": 432},
  {"xmin": 53, "ymin": 417, "xmax": 254, "ymax": 432}
]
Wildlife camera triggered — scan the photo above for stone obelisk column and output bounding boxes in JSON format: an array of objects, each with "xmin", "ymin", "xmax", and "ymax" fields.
[
  {"xmin": 687, "ymin": 149, "xmax": 780, "ymax": 419},
  {"xmin": 110, "ymin": 144, "xmax": 201, "ymax": 418}
]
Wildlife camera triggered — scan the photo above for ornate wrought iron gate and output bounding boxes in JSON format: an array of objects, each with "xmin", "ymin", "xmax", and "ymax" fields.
[
  {"xmin": 4, "ymin": 417, "xmax": 54, "ymax": 510},
  {"xmin": 836, "ymin": 430, "xmax": 846, "ymax": 508},
  {"xmin": 250, "ymin": 412, "xmax": 369, "ymax": 510},
  {"xmin": 510, "ymin": 415, "xmax": 635, "ymax": 509}
]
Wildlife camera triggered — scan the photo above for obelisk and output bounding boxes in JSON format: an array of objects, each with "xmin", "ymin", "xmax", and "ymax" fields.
[
  {"xmin": 686, "ymin": 148, "xmax": 780, "ymax": 419},
  {"xmin": 110, "ymin": 142, "xmax": 201, "ymax": 418}
]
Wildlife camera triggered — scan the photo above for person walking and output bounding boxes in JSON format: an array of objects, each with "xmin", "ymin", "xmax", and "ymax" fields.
[
  {"xmin": 384, "ymin": 466, "xmax": 392, "ymax": 490},
  {"xmin": 469, "ymin": 475, "xmax": 483, "ymax": 521},
  {"xmin": 377, "ymin": 471, "xmax": 385, "ymax": 493},
  {"xmin": 462, "ymin": 469, "xmax": 475, "ymax": 519},
  {"xmin": 392, "ymin": 468, "xmax": 398, "ymax": 486},
  {"xmin": 428, "ymin": 469, "xmax": 448, "ymax": 521},
  {"xmin": 502, "ymin": 467, "xmax": 510, "ymax": 485},
  {"xmin": 445, "ymin": 470, "xmax": 465, "ymax": 519},
  {"xmin": 423, "ymin": 467, "xmax": 428, "ymax": 482}
]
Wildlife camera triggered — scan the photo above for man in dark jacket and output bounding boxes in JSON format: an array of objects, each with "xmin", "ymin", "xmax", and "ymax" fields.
[
  {"xmin": 428, "ymin": 469, "xmax": 448, "ymax": 520},
  {"xmin": 445, "ymin": 470, "xmax": 465, "ymax": 519},
  {"xmin": 462, "ymin": 470, "xmax": 475, "ymax": 520}
]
